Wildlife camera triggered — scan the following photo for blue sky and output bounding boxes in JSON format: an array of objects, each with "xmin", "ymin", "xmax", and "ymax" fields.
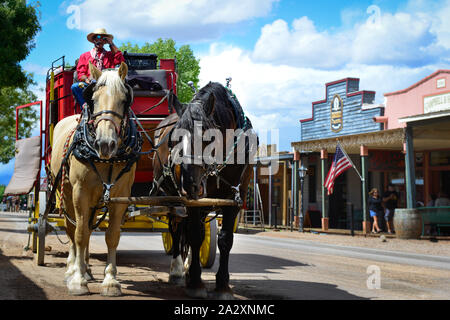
[{"xmin": 2, "ymin": 0, "xmax": 450, "ymax": 185}]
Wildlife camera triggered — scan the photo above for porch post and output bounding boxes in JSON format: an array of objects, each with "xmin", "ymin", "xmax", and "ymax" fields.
[
  {"xmin": 268, "ymin": 163, "xmax": 273, "ymax": 227},
  {"xmin": 361, "ymin": 145, "xmax": 370, "ymax": 234},
  {"xmin": 321, "ymin": 149, "xmax": 329, "ymax": 230},
  {"xmin": 405, "ymin": 126, "xmax": 417, "ymax": 209},
  {"xmin": 293, "ymin": 152, "xmax": 300, "ymax": 229},
  {"xmin": 282, "ymin": 161, "xmax": 288, "ymax": 226}
]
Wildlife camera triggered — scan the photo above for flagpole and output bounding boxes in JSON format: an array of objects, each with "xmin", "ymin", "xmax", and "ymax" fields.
[{"xmin": 337, "ymin": 140, "xmax": 364, "ymax": 182}]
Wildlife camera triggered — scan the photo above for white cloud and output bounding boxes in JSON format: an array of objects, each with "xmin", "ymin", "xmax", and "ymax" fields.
[
  {"xmin": 252, "ymin": 1, "xmax": 450, "ymax": 68},
  {"xmin": 68, "ymin": 0, "xmax": 278, "ymax": 41},
  {"xmin": 253, "ymin": 17, "xmax": 351, "ymax": 69},
  {"xmin": 23, "ymin": 63, "xmax": 48, "ymax": 76}
]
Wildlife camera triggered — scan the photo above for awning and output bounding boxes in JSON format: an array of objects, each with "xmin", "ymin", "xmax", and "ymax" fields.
[
  {"xmin": 291, "ymin": 128, "xmax": 405, "ymax": 154},
  {"xmin": 399, "ymin": 113, "xmax": 450, "ymax": 151},
  {"xmin": 4, "ymin": 136, "xmax": 41, "ymax": 195}
]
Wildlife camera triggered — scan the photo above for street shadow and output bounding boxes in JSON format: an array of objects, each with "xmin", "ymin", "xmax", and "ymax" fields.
[
  {"xmin": 119, "ymin": 274, "xmax": 367, "ymax": 300},
  {"xmin": 90, "ymin": 249, "xmax": 169, "ymax": 272},
  {"xmin": 92, "ymin": 250, "xmax": 309, "ymax": 275},
  {"xmin": 0, "ymin": 249, "xmax": 47, "ymax": 300},
  {"xmin": 225, "ymin": 253, "xmax": 309, "ymax": 273},
  {"xmin": 87, "ymin": 249, "xmax": 370, "ymax": 300},
  {"xmin": 88, "ymin": 250, "xmax": 365, "ymax": 300},
  {"xmin": 118, "ymin": 276, "xmax": 368, "ymax": 300},
  {"xmin": 231, "ymin": 278, "xmax": 369, "ymax": 300}
]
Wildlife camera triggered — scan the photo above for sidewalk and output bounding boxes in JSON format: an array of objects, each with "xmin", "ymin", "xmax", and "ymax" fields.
[{"xmin": 238, "ymin": 225, "xmax": 450, "ymax": 257}]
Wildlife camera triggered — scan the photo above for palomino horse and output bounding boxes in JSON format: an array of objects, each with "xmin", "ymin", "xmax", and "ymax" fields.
[
  {"xmin": 153, "ymin": 82, "xmax": 256, "ymax": 299},
  {"xmin": 50, "ymin": 62, "xmax": 138, "ymax": 296}
]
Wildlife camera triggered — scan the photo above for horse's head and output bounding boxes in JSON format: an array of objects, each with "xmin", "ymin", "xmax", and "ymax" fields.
[
  {"xmin": 170, "ymin": 90, "xmax": 216, "ymax": 200},
  {"xmin": 88, "ymin": 62, "xmax": 131, "ymax": 159}
]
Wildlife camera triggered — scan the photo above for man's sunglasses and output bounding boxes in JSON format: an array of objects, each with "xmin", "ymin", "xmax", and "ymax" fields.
[{"xmin": 94, "ymin": 35, "xmax": 108, "ymax": 41}]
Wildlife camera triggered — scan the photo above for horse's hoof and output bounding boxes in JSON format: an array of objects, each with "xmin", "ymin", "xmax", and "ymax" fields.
[
  {"xmin": 101, "ymin": 285, "xmax": 122, "ymax": 297},
  {"xmin": 185, "ymin": 286, "xmax": 208, "ymax": 299},
  {"xmin": 68, "ymin": 284, "xmax": 90, "ymax": 296},
  {"xmin": 68, "ymin": 276, "xmax": 89, "ymax": 296},
  {"xmin": 213, "ymin": 291, "xmax": 235, "ymax": 300},
  {"xmin": 213, "ymin": 286, "xmax": 235, "ymax": 300},
  {"xmin": 101, "ymin": 279, "xmax": 122, "ymax": 297},
  {"xmin": 169, "ymin": 274, "xmax": 184, "ymax": 285}
]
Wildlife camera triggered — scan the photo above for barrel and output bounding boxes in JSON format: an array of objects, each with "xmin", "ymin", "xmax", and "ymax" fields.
[{"xmin": 393, "ymin": 208, "xmax": 422, "ymax": 239}]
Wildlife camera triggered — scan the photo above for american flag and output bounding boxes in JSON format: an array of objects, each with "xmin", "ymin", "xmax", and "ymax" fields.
[{"xmin": 324, "ymin": 143, "xmax": 353, "ymax": 195}]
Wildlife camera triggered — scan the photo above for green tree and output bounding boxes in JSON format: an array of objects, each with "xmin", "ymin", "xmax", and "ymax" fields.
[
  {"xmin": 0, "ymin": 74, "xmax": 39, "ymax": 164},
  {"xmin": 0, "ymin": 185, "xmax": 5, "ymax": 199},
  {"xmin": 0, "ymin": 0, "xmax": 41, "ymax": 88},
  {"xmin": 120, "ymin": 38, "xmax": 200, "ymax": 103}
]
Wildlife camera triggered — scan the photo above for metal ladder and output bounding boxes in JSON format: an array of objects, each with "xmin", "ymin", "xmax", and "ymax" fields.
[{"xmin": 243, "ymin": 183, "xmax": 265, "ymax": 230}]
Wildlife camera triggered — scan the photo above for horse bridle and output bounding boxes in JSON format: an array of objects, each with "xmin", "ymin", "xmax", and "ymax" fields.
[
  {"xmin": 91, "ymin": 109, "xmax": 127, "ymax": 137},
  {"xmin": 83, "ymin": 81, "xmax": 134, "ymax": 138}
]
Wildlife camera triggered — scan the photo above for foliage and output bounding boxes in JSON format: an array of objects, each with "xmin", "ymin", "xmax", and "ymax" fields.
[
  {"xmin": 120, "ymin": 38, "xmax": 200, "ymax": 103},
  {"xmin": 0, "ymin": 0, "xmax": 41, "ymax": 88},
  {"xmin": 0, "ymin": 74, "xmax": 39, "ymax": 164},
  {"xmin": 0, "ymin": 185, "xmax": 5, "ymax": 199}
]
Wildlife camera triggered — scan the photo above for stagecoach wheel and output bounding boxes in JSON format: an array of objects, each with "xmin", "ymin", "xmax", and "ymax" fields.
[
  {"xmin": 36, "ymin": 217, "xmax": 46, "ymax": 266},
  {"xmin": 162, "ymin": 231, "xmax": 173, "ymax": 255},
  {"xmin": 200, "ymin": 218, "xmax": 217, "ymax": 268}
]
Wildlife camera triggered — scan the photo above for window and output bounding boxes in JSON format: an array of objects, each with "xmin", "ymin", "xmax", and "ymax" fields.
[{"xmin": 431, "ymin": 151, "xmax": 450, "ymax": 167}]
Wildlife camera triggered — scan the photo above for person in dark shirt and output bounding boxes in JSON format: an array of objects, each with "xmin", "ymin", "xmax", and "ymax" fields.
[
  {"xmin": 369, "ymin": 188, "xmax": 383, "ymax": 233},
  {"xmin": 382, "ymin": 184, "xmax": 398, "ymax": 234}
]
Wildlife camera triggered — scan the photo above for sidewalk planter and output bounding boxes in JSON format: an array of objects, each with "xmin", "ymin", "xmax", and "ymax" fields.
[{"xmin": 394, "ymin": 208, "xmax": 422, "ymax": 239}]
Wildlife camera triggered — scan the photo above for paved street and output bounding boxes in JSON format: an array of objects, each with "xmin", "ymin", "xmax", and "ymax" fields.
[
  {"xmin": 1, "ymin": 211, "xmax": 450, "ymax": 300},
  {"xmin": 114, "ymin": 230, "xmax": 450, "ymax": 299}
]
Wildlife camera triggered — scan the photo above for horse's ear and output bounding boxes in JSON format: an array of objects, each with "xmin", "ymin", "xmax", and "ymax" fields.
[
  {"xmin": 204, "ymin": 93, "xmax": 215, "ymax": 117},
  {"xmin": 89, "ymin": 61, "xmax": 102, "ymax": 81},
  {"xmin": 169, "ymin": 91, "xmax": 185, "ymax": 117},
  {"xmin": 118, "ymin": 62, "xmax": 128, "ymax": 82}
]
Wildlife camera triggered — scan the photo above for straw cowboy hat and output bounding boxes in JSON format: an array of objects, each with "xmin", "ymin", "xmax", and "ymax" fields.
[{"xmin": 87, "ymin": 28, "xmax": 114, "ymax": 43}]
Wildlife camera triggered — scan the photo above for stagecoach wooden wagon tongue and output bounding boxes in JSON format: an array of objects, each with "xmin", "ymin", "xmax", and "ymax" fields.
[{"xmin": 5, "ymin": 53, "xmax": 240, "ymax": 270}]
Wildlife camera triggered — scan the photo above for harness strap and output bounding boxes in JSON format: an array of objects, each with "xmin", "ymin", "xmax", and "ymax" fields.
[
  {"xmin": 85, "ymin": 154, "xmax": 139, "ymax": 230},
  {"xmin": 59, "ymin": 122, "xmax": 80, "ymax": 216},
  {"xmin": 42, "ymin": 132, "xmax": 79, "ymax": 221}
]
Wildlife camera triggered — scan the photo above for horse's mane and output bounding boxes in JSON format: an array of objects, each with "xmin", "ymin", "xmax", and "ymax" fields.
[
  {"xmin": 182, "ymin": 82, "xmax": 235, "ymax": 131},
  {"xmin": 95, "ymin": 70, "xmax": 127, "ymax": 98}
]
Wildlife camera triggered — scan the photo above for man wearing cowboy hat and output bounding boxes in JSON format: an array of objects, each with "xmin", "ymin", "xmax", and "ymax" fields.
[{"xmin": 71, "ymin": 28, "xmax": 125, "ymax": 107}]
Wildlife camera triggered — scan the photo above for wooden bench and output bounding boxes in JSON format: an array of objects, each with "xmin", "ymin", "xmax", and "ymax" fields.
[{"xmin": 418, "ymin": 206, "xmax": 450, "ymax": 236}]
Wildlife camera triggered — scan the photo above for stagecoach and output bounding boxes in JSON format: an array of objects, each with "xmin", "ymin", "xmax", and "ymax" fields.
[{"xmin": 5, "ymin": 54, "xmax": 239, "ymax": 268}]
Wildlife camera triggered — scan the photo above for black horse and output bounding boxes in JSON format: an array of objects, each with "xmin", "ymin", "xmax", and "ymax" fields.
[{"xmin": 153, "ymin": 82, "xmax": 256, "ymax": 299}]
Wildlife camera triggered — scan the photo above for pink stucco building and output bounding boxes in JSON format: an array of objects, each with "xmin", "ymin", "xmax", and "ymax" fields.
[{"xmin": 382, "ymin": 70, "xmax": 450, "ymax": 129}]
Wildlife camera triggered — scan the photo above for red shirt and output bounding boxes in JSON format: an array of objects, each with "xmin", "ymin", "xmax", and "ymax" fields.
[{"xmin": 76, "ymin": 49, "xmax": 125, "ymax": 79}]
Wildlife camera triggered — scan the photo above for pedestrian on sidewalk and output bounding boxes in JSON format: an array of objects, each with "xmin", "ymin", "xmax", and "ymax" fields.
[
  {"xmin": 435, "ymin": 191, "xmax": 450, "ymax": 207},
  {"xmin": 369, "ymin": 188, "xmax": 383, "ymax": 234},
  {"xmin": 383, "ymin": 184, "xmax": 398, "ymax": 234}
]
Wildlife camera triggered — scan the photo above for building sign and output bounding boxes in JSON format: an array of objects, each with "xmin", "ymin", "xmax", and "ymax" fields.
[
  {"xmin": 424, "ymin": 92, "xmax": 450, "ymax": 114},
  {"xmin": 330, "ymin": 94, "xmax": 343, "ymax": 132},
  {"xmin": 300, "ymin": 78, "xmax": 381, "ymax": 141}
]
